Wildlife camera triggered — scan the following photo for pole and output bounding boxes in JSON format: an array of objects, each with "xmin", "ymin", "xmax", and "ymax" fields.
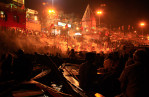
[
  {"xmin": 142, "ymin": 28, "xmax": 143, "ymax": 39},
  {"xmin": 67, "ymin": 31, "xmax": 68, "ymax": 49},
  {"xmin": 99, "ymin": 16, "xmax": 100, "ymax": 27},
  {"xmin": 52, "ymin": 0, "xmax": 54, "ymax": 8}
]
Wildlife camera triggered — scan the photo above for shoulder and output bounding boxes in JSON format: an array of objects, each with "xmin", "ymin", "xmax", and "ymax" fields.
[{"xmin": 124, "ymin": 63, "xmax": 143, "ymax": 74}]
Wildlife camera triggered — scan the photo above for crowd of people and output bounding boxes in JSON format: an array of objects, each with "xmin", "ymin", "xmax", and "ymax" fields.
[
  {"xmin": 0, "ymin": 44, "xmax": 148, "ymax": 97},
  {"xmin": 78, "ymin": 45, "xmax": 148, "ymax": 97}
]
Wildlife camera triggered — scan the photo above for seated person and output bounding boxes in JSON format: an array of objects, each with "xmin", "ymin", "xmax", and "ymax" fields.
[{"xmin": 79, "ymin": 52, "xmax": 97, "ymax": 92}]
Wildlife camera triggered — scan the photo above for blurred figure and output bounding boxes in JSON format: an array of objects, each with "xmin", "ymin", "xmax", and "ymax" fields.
[
  {"xmin": 95, "ymin": 53, "xmax": 104, "ymax": 68},
  {"xmin": 103, "ymin": 51, "xmax": 123, "ymax": 76},
  {"xmin": 119, "ymin": 49, "xmax": 148, "ymax": 97},
  {"xmin": 98, "ymin": 52, "xmax": 122, "ymax": 97},
  {"xmin": 79, "ymin": 52, "xmax": 97, "ymax": 92},
  {"xmin": 124, "ymin": 48, "xmax": 136, "ymax": 68},
  {"xmin": 68, "ymin": 49, "xmax": 76, "ymax": 60},
  {"xmin": 66, "ymin": 48, "xmax": 70, "ymax": 56},
  {"xmin": 78, "ymin": 51, "xmax": 85, "ymax": 59},
  {"xmin": 0, "ymin": 52, "xmax": 13, "ymax": 81},
  {"xmin": 13, "ymin": 49, "xmax": 33, "ymax": 81}
]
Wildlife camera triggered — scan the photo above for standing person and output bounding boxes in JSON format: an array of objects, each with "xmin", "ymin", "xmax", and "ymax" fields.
[
  {"xmin": 68, "ymin": 49, "xmax": 76, "ymax": 60},
  {"xmin": 119, "ymin": 49, "xmax": 148, "ymax": 97}
]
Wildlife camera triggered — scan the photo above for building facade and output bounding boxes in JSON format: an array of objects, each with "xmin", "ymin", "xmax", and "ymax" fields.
[
  {"xmin": 0, "ymin": 1, "xmax": 26, "ymax": 31},
  {"xmin": 26, "ymin": 8, "xmax": 41, "ymax": 32}
]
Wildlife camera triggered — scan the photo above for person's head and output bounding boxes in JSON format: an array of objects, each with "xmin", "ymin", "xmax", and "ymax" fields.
[
  {"xmin": 71, "ymin": 49, "xmax": 74, "ymax": 52},
  {"xmin": 85, "ymin": 52, "xmax": 96, "ymax": 62},
  {"xmin": 133, "ymin": 49, "xmax": 148, "ymax": 63},
  {"xmin": 16, "ymin": 49, "xmax": 24, "ymax": 56}
]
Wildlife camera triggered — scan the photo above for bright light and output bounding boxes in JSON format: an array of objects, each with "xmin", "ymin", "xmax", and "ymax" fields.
[
  {"xmin": 63, "ymin": 26, "xmax": 66, "ymax": 29},
  {"xmin": 76, "ymin": 27, "xmax": 79, "ymax": 30},
  {"xmin": 0, "ymin": 11, "xmax": 4, "ymax": 15},
  {"xmin": 97, "ymin": 11, "xmax": 102, "ymax": 15},
  {"xmin": 95, "ymin": 93, "xmax": 104, "ymax": 97},
  {"xmin": 34, "ymin": 16, "xmax": 38, "ymax": 21},
  {"xmin": 75, "ymin": 33, "xmax": 82, "ymax": 36},
  {"xmin": 140, "ymin": 22, "xmax": 145, "ymax": 27},
  {"xmin": 48, "ymin": 9, "xmax": 55, "ymax": 14},
  {"xmin": 58, "ymin": 22, "xmax": 71, "ymax": 28},
  {"xmin": 147, "ymin": 36, "xmax": 149, "ymax": 40}
]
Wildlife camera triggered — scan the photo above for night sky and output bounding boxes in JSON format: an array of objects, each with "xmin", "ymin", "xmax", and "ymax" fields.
[{"xmin": 25, "ymin": 0, "xmax": 149, "ymax": 26}]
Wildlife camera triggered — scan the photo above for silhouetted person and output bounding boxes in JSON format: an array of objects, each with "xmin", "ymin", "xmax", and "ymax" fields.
[
  {"xmin": 79, "ymin": 52, "xmax": 97, "ymax": 92},
  {"xmin": 13, "ymin": 49, "xmax": 33, "ymax": 81},
  {"xmin": 98, "ymin": 52, "xmax": 121, "ymax": 97},
  {"xmin": 119, "ymin": 49, "xmax": 148, "ymax": 97},
  {"xmin": 95, "ymin": 53, "xmax": 104, "ymax": 68},
  {"xmin": 124, "ymin": 48, "xmax": 136, "ymax": 68},
  {"xmin": 0, "ymin": 52, "xmax": 13, "ymax": 81},
  {"xmin": 68, "ymin": 49, "xmax": 76, "ymax": 60}
]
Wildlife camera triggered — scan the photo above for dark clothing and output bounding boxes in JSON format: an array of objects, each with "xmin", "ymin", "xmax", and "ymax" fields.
[
  {"xmin": 79, "ymin": 61, "xmax": 97, "ymax": 91},
  {"xmin": 125, "ymin": 58, "xmax": 134, "ymax": 67},
  {"xmin": 119, "ymin": 62, "xmax": 148, "ymax": 97},
  {"xmin": 13, "ymin": 54, "xmax": 33, "ymax": 81},
  {"xmin": 1, "ymin": 53, "xmax": 13, "ymax": 81}
]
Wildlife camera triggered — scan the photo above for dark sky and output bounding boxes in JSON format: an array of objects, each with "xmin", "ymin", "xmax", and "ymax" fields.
[{"xmin": 25, "ymin": 0, "xmax": 149, "ymax": 26}]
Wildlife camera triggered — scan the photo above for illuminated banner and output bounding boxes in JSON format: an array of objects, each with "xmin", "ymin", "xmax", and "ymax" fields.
[
  {"xmin": 27, "ymin": 9, "xmax": 38, "ymax": 14},
  {"xmin": 58, "ymin": 22, "xmax": 71, "ymax": 28},
  {"xmin": 13, "ymin": 0, "xmax": 24, "ymax": 4}
]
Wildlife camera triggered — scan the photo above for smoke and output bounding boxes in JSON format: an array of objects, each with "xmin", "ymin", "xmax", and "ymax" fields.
[
  {"xmin": 0, "ymin": 28, "xmax": 142, "ymax": 57},
  {"xmin": 0, "ymin": 30, "xmax": 63, "ymax": 56}
]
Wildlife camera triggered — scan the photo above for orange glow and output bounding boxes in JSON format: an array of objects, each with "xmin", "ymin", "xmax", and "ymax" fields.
[
  {"xmin": 95, "ymin": 93, "xmax": 105, "ymax": 97},
  {"xmin": 97, "ymin": 11, "xmax": 102, "ymax": 15},
  {"xmin": 48, "ymin": 9, "xmax": 55, "ymax": 14},
  {"xmin": 140, "ymin": 22, "xmax": 145, "ymax": 27},
  {"xmin": 42, "ymin": 2, "xmax": 46, "ymax": 5},
  {"xmin": 147, "ymin": 36, "xmax": 149, "ymax": 40},
  {"xmin": 34, "ymin": 16, "xmax": 38, "ymax": 21},
  {"xmin": 76, "ymin": 27, "xmax": 79, "ymax": 30},
  {"xmin": 63, "ymin": 26, "xmax": 66, "ymax": 29}
]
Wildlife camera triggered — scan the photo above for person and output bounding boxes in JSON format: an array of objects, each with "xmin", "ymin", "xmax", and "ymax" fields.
[
  {"xmin": 119, "ymin": 49, "xmax": 148, "ymax": 97},
  {"xmin": 79, "ymin": 52, "xmax": 97, "ymax": 92},
  {"xmin": 124, "ymin": 48, "xmax": 136, "ymax": 68},
  {"xmin": 68, "ymin": 49, "xmax": 76, "ymax": 60},
  {"xmin": 103, "ymin": 53, "xmax": 113, "ymax": 72},
  {"xmin": 0, "ymin": 52, "xmax": 13, "ymax": 81},
  {"xmin": 13, "ymin": 49, "xmax": 33, "ymax": 81},
  {"xmin": 103, "ymin": 51, "xmax": 123, "ymax": 77},
  {"xmin": 98, "ymin": 52, "xmax": 122, "ymax": 97}
]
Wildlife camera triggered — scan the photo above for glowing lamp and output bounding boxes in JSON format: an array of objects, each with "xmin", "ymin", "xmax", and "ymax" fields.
[
  {"xmin": 97, "ymin": 11, "xmax": 102, "ymax": 15},
  {"xmin": 48, "ymin": 9, "xmax": 55, "ymax": 14},
  {"xmin": 76, "ymin": 27, "xmax": 79, "ymax": 30},
  {"xmin": 140, "ymin": 23, "xmax": 145, "ymax": 27}
]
